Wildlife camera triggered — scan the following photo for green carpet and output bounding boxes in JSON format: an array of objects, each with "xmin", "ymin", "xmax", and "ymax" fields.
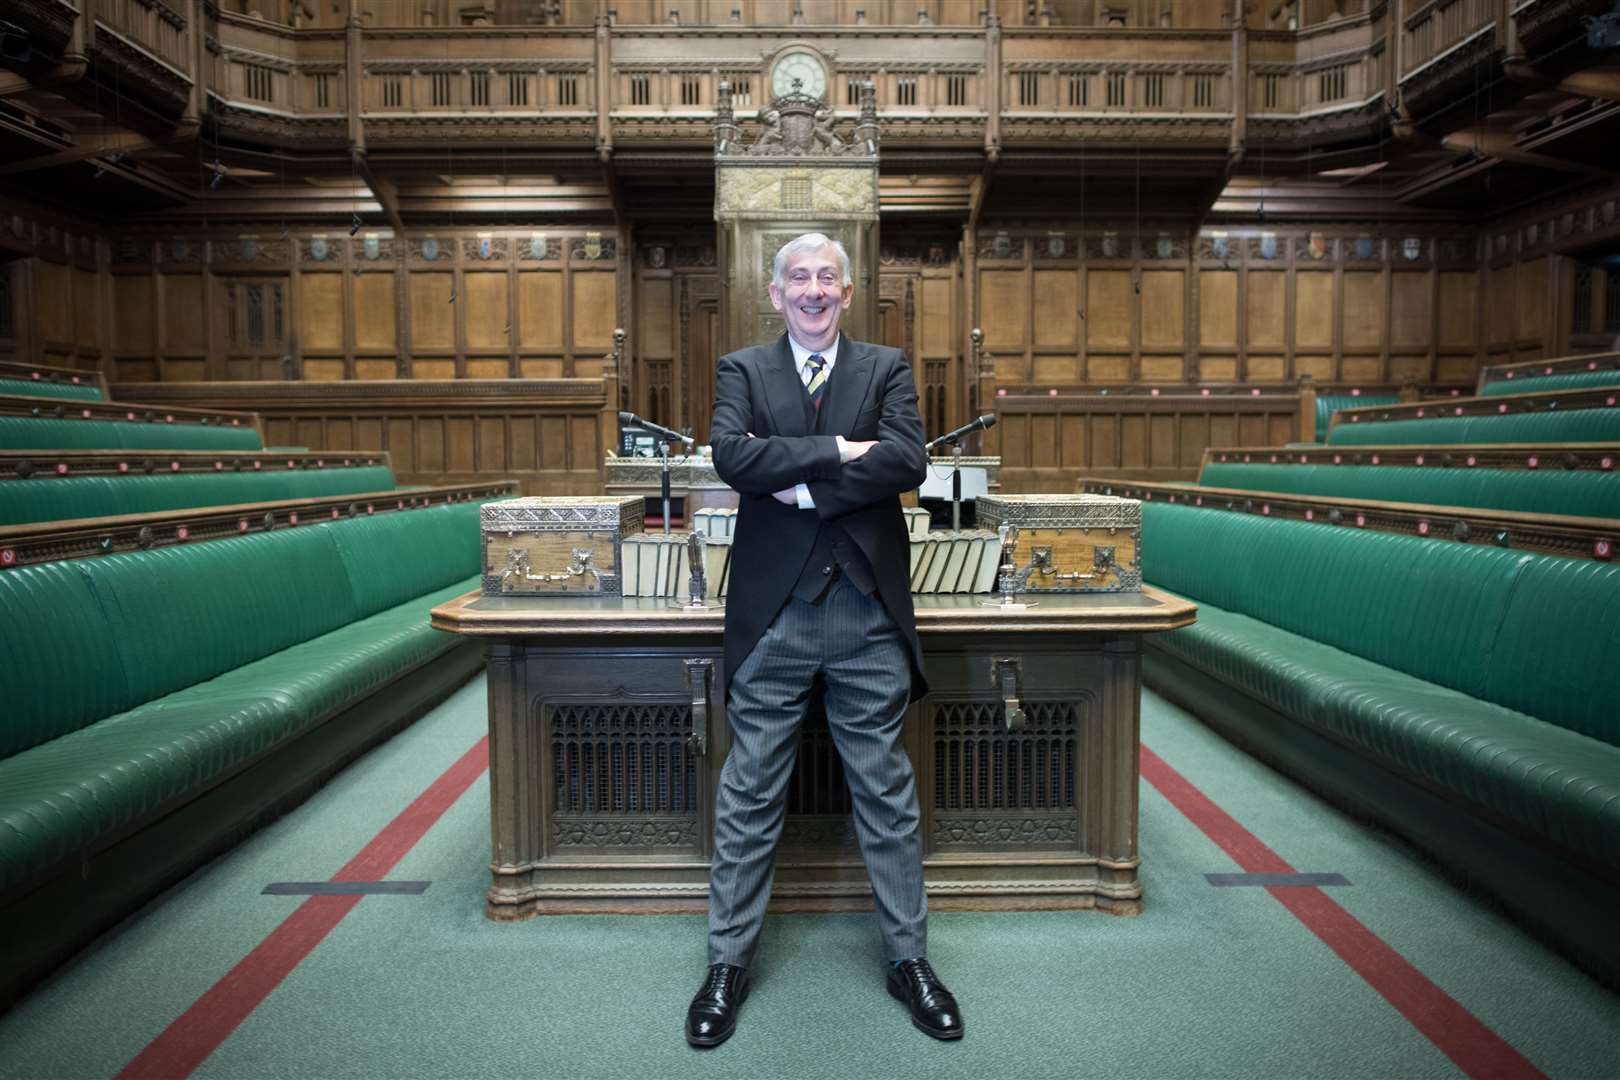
[{"xmin": 0, "ymin": 675, "xmax": 1615, "ymax": 1080}]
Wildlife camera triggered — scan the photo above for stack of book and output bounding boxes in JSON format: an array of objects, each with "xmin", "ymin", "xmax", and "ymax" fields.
[
  {"xmin": 690, "ymin": 507, "xmax": 738, "ymax": 539},
  {"xmin": 909, "ymin": 529, "xmax": 1004, "ymax": 594},
  {"xmin": 620, "ymin": 532, "xmax": 731, "ymax": 600},
  {"xmin": 618, "ymin": 511, "xmax": 1002, "ymax": 599}
]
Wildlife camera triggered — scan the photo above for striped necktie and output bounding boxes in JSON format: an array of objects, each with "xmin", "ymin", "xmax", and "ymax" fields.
[{"xmin": 805, "ymin": 353, "xmax": 828, "ymax": 411}]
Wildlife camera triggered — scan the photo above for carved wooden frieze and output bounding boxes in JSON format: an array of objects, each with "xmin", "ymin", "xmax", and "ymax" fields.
[{"xmin": 715, "ymin": 166, "xmax": 877, "ymax": 217}]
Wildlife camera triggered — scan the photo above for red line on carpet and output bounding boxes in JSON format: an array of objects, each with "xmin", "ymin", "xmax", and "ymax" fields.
[
  {"xmin": 115, "ymin": 736, "xmax": 491, "ymax": 1080},
  {"xmin": 1140, "ymin": 744, "xmax": 1547, "ymax": 1080}
]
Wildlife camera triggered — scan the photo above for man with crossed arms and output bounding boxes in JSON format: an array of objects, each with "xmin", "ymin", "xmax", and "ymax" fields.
[{"xmin": 685, "ymin": 233, "xmax": 963, "ymax": 1047}]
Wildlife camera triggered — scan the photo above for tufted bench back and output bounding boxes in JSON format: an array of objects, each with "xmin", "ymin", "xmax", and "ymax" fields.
[
  {"xmin": 1480, "ymin": 372, "xmax": 1620, "ymax": 396},
  {"xmin": 1326, "ymin": 408, "xmax": 1620, "ymax": 446},
  {"xmin": 1197, "ymin": 462, "xmax": 1620, "ymax": 519},
  {"xmin": 1141, "ymin": 502, "xmax": 1620, "ymax": 746},
  {"xmin": 0, "ymin": 500, "xmax": 484, "ymax": 759},
  {"xmin": 0, "ymin": 465, "xmax": 397, "ymax": 526},
  {"xmin": 0, "ymin": 380, "xmax": 103, "ymax": 402},
  {"xmin": 0, "ymin": 416, "xmax": 264, "ymax": 452},
  {"xmin": 1313, "ymin": 395, "xmax": 1398, "ymax": 442}
]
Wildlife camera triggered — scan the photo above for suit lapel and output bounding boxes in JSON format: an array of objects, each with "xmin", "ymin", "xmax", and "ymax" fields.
[
  {"xmin": 760, "ymin": 334, "xmax": 808, "ymax": 436},
  {"xmin": 820, "ymin": 334, "xmax": 875, "ymax": 437}
]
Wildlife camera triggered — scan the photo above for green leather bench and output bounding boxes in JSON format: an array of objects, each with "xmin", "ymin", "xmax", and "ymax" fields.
[
  {"xmin": 1197, "ymin": 461, "xmax": 1620, "ymax": 519},
  {"xmin": 1313, "ymin": 395, "xmax": 1399, "ymax": 442},
  {"xmin": 1138, "ymin": 502, "xmax": 1620, "ymax": 986},
  {"xmin": 0, "ymin": 499, "xmax": 490, "ymax": 1005},
  {"xmin": 0, "ymin": 464, "xmax": 398, "ymax": 525},
  {"xmin": 1326, "ymin": 408, "xmax": 1620, "ymax": 446},
  {"xmin": 1479, "ymin": 371, "xmax": 1620, "ymax": 396},
  {"xmin": 0, "ymin": 379, "xmax": 104, "ymax": 402},
  {"xmin": 0, "ymin": 415, "xmax": 265, "ymax": 451}
]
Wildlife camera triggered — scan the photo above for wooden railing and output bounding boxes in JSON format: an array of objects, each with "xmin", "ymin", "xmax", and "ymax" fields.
[
  {"xmin": 992, "ymin": 389, "xmax": 1305, "ymax": 490},
  {"xmin": 107, "ymin": 379, "xmax": 610, "ymax": 496},
  {"xmin": 1401, "ymin": 0, "xmax": 1495, "ymax": 76},
  {"xmin": 92, "ymin": 0, "xmax": 190, "ymax": 74}
]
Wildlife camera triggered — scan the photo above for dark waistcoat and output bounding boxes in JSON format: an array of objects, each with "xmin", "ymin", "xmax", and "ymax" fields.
[{"xmin": 789, "ymin": 361, "xmax": 877, "ymax": 602}]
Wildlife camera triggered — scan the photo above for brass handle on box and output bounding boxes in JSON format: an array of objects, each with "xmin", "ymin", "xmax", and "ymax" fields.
[
  {"xmin": 991, "ymin": 656, "xmax": 1026, "ymax": 732},
  {"xmin": 685, "ymin": 658, "xmax": 713, "ymax": 756},
  {"xmin": 1038, "ymin": 545, "xmax": 1119, "ymax": 584},
  {"xmin": 499, "ymin": 547, "xmax": 604, "ymax": 592}
]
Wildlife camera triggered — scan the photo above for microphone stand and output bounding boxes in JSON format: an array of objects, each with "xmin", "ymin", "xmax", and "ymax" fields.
[
  {"xmin": 950, "ymin": 440, "xmax": 963, "ymax": 530},
  {"xmin": 658, "ymin": 436, "xmax": 674, "ymax": 536}
]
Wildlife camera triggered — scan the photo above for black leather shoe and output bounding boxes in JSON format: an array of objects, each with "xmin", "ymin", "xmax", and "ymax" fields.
[
  {"xmin": 686, "ymin": 963, "xmax": 750, "ymax": 1047},
  {"xmin": 886, "ymin": 957, "xmax": 964, "ymax": 1040}
]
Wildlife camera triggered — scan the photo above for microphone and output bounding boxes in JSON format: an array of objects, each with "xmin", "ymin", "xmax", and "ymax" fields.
[
  {"xmin": 618, "ymin": 410, "xmax": 695, "ymax": 447},
  {"xmin": 926, "ymin": 413, "xmax": 996, "ymax": 451}
]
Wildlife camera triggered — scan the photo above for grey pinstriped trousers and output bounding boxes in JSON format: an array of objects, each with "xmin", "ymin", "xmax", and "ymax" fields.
[{"xmin": 707, "ymin": 574, "xmax": 927, "ymax": 967}]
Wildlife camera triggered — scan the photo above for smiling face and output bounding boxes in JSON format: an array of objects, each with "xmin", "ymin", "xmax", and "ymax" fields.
[{"xmin": 767, "ymin": 243, "xmax": 854, "ymax": 353}]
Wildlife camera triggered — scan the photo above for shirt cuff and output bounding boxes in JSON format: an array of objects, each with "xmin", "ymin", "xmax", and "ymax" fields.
[
  {"xmin": 835, "ymin": 435, "xmax": 850, "ymax": 463},
  {"xmin": 794, "ymin": 483, "xmax": 815, "ymax": 509}
]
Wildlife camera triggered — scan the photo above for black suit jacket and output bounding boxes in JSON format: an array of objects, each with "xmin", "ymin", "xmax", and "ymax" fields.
[{"xmin": 710, "ymin": 333, "xmax": 929, "ymax": 703}]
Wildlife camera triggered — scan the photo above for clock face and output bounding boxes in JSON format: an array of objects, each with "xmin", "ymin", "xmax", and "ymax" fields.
[{"xmin": 772, "ymin": 51, "xmax": 828, "ymax": 100}]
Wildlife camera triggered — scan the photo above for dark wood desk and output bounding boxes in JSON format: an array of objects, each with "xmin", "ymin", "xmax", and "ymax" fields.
[{"xmin": 432, "ymin": 588, "xmax": 1195, "ymax": 921}]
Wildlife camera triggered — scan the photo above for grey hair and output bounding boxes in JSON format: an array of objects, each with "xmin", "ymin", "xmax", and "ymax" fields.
[{"xmin": 770, "ymin": 233, "xmax": 851, "ymax": 290}]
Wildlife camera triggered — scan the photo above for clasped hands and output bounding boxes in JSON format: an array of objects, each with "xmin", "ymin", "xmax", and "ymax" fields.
[{"xmin": 745, "ymin": 432, "xmax": 877, "ymax": 505}]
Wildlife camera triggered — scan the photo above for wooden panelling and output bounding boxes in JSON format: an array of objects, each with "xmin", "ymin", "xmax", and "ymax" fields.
[
  {"xmin": 1340, "ymin": 356, "xmax": 1380, "ymax": 382},
  {"xmin": 1032, "ymin": 270, "xmax": 1077, "ymax": 347},
  {"xmin": 571, "ymin": 271, "xmax": 617, "ymax": 351},
  {"xmin": 920, "ymin": 277, "xmax": 953, "ymax": 357},
  {"xmin": 640, "ymin": 276, "xmax": 674, "ymax": 358},
  {"xmin": 165, "ymin": 360, "xmax": 206, "ymax": 380},
  {"xmin": 1342, "ymin": 271, "xmax": 1383, "ymax": 349},
  {"xmin": 1246, "ymin": 271, "xmax": 1285, "ymax": 348},
  {"xmin": 521, "ymin": 358, "xmax": 565, "ymax": 378},
  {"xmin": 1436, "ymin": 355, "xmax": 1478, "ymax": 383},
  {"xmin": 1488, "ymin": 264, "xmax": 1517, "ymax": 344},
  {"xmin": 1517, "ymin": 257, "xmax": 1546, "ymax": 341},
  {"xmin": 518, "ymin": 271, "xmax": 565, "ymax": 351},
  {"xmin": 299, "ymin": 273, "xmax": 345, "ymax": 352},
  {"xmin": 979, "ymin": 270, "xmax": 1027, "ymax": 350},
  {"xmin": 114, "ymin": 276, "xmax": 155, "ymax": 356},
  {"xmin": 1294, "ymin": 272, "xmax": 1333, "ymax": 349},
  {"xmin": 466, "ymin": 360, "xmax": 510, "ymax": 378},
  {"xmin": 1140, "ymin": 271, "xmax": 1183, "ymax": 348},
  {"xmin": 1033, "ymin": 354, "xmax": 1082, "ymax": 382},
  {"xmin": 1088, "ymin": 355, "xmax": 1130, "ymax": 382},
  {"xmin": 409, "ymin": 272, "xmax": 455, "ymax": 349},
  {"xmin": 72, "ymin": 269, "xmax": 98, "ymax": 351},
  {"xmin": 1295, "ymin": 354, "xmax": 1333, "ymax": 382},
  {"xmin": 1248, "ymin": 354, "xmax": 1286, "ymax": 381},
  {"xmin": 34, "ymin": 261, "xmax": 70, "ymax": 345},
  {"xmin": 1140, "ymin": 356, "xmax": 1183, "ymax": 381},
  {"xmin": 1438, "ymin": 272, "xmax": 1477, "ymax": 348},
  {"xmin": 1200, "ymin": 356, "xmax": 1237, "ymax": 380},
  {"xmin": 994, "ymin": 393, "xmax": 1302, "ymax": 488},
  {"xmin": 1199, "ymin": 270, "xmax": 1237, "ymax": 347},
  {"xmin": 115, "ymin": 360, "xmax": 158, "ymax": 382},
  {"xmin": 304, "ymin": 359, "xmax": 345, "ymax": 380},
  {"xmin": 412, "ymin": 359, "xmax": 456, "ymax": 379},
  {"xmin": 1389, "ymin": 355, "xmax": 1428, "ymax": 382},
  {"xmin": 164, "ymin": 275, "xmax": 206, "ymax": 354},
  {"xmin": 1087, "ymin": 271, "xmax": 1133, "ymax": 349},
  {"xmin": 354, "ymin": 275, "xmax": 397, "ymax": 350},
  {"xmin": 355, "ymin": 359, "xmax": 396, "ymax": 379},
  {"xmin": 1388, "ymin": 271, "xmax": 1430, "ymax": 349},
  {"xmin": 464, "ymin": 272, "xmax": 509, "ymax": 351}
]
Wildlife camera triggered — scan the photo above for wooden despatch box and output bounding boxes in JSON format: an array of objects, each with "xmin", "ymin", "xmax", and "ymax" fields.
[
  {"xmin": 481, "ymin": 496, "xmax": 643, "ymax": 596},
  {"xmin": 975, "ymin": 493, "xmax": 1142, "ymax": 593}
]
